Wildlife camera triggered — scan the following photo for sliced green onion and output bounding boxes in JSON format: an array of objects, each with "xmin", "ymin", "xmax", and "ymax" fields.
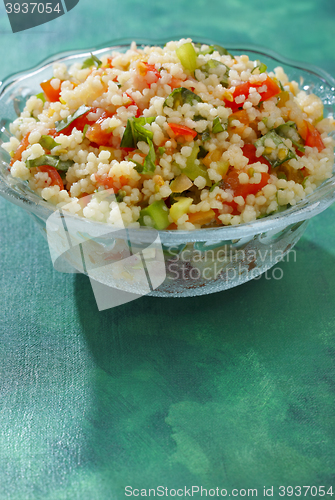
[
  {"xmin": 180, "ymin": 144, "xmax": 211, "ymax": 186},
  {"xmin": 139, "ymin": 199, "xmax": 170, "ymax": 230},
  {"xmin": 176, "ymin": 43, "xmax": 197, "ymax": 73}
]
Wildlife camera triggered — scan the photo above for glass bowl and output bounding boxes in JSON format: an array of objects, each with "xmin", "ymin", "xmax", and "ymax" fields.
[{"xmin": 1, "ymin": 38, "xmax": 335, "ymax": 298}]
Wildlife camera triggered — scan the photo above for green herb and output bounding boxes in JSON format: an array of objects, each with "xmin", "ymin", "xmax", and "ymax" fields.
[
  {"xmin": 120, "ymin": 116, "xmax": 155, "ymax": 148},
  {"xmin": 55, "ymin": 105, "xmax": 91, "ymax": 133},
  {"xmin": 83, "ymin": 123, "xmax": 90, "ymax": 139},
  {"xmin": 163, "ymin": 87, "xmax": 203, "ymax": 109},
  {"xmin": 158, "ymin": 147, "xmax": 166, "ymax": 156},
  {"xmin": 193, "ymin": 114, "xmax": 206, "ymax": 121},
  {"xmin": 130, "ymin": 139, "xmax": 156, "ymax": 174},
  {"xmin": 201, "ymin": 128, "xmax": 211, "ymax": 142},
  {"xmin": 302, "ymin": 176, "xmax": 309, "ymax": 189},
  {"xmin": 212, "ymin": 116, "xmax": 226, "ymax": 134},
  {"xmin": 254, "ymin": 130, "xmax": 296, "ymax": 168},
  {"xmin": 26, "ymin": 154, "xmax": 74, "ymax": 171},
  {"xmin": 36, "ymin": 92, "xmax": 46, "ymax": 103},
  {"xmin": 58, "ymin": 170, "xmax": 67, "ymax": 181},
  {"xmin": 197, "ymin": 145, "xmax": 208, "ymax": 158},
  {"xmin": 82, "ymin": 53, "xmax": 103, "ymax": 69},
  {"xmin": 142, "ymin": 139, "xmax": 156, "ymax": 173},
  {"xmin": 115, "ymin": 190, "xmax": 126, "ymax": 202},
  {"xmin": 198, "ymin": 59, "xmax": 230, "ymax": 87},
  {"xmin": 195, "ymin": 43, "xmax": 233, "ymax": 58},
  {"xmin": 209, "ymin": 181, "xmax": 221, "ymax": 192},
  {"xmin": 39, "ymin": 135, "xmax": 60, "ymax": 150},
  {"xmin": 275, "ymin": 121, "xmax": 305, "ymax": 153},
  {"xmin": 293, "ymin": 142, "xmax": 305, "ymax": 153},
  {"xmin": 251, "ymin": 60, "xmax": 267, "ymax": 74}
]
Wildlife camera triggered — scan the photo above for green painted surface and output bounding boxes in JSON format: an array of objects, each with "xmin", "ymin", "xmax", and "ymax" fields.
[{"xmin": 1, "ymin": 1, "xmax": 335, "ymax": 498}]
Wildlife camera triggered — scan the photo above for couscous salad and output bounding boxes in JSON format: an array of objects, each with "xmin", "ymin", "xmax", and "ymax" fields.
[{"xmin": 3, "ymin": 39, "xmax": 335, "ymax": 229}]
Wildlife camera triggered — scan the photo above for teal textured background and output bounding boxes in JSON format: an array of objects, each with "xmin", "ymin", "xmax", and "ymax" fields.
[{"xmin": 1, "ymin": 1, "xmax": 335, "ymax": 498}]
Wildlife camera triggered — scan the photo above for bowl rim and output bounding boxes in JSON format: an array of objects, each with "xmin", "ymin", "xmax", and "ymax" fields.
[
  {"xmin": 1, "ymin": 37, "xmax": 335, "ymax": 244},
  {"xmin": 1, "ymin": 36, "xmax": 335, "ymax": 88}
]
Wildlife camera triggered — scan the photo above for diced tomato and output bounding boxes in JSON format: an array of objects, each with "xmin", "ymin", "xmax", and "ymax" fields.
[
  {"xmin": 242, "ymin": 144, "xmax": 271, "ymax": 170},
  {"xmin": 120, "ymin": 147, "xmax": 136, "ymax": 153},
  {"xmin": 10, "ymin": 132, "xmax": 30, "ymax": 166},
  {"xmin": 257, "ymin": 76, "xmax": 281, "ymax": 101},
  {"xmin": 222, "ymin": 169, "xmax": 270, "ymax": 214},
  {"xmin": 40, "ymin": 79, "xmax": 62, "ymax": 102},
  {"xmin": 71, "ymin": 111, "xmax": 95, "ymax": 132},
  {"xmin": 37, "ymin": 165, "xmax": 64, "ymax": 191},
  {"xmin": 304, "ymin": 120, "xmax": 325, "ymax": 152},
  {"xmin": 47, "ymin": 128, "xmax": 57, "ymax": 137},
  {"xmin": 137, "ymin": 61, "xmax": 161, "ymax": 88},
  {"xmin": 77, "ymin": 192, "xmax": 92, "ymax": 208},
  {"xmin": 169, "ymin": 77, "xmax": 184, "ymax": 89},
  {"xmin": 94, "ymin": 173, "xmax": 128, "ymax": 192},
  {"xmin": 124, "ymin": 92, "xmax": 141, "ymax": 118},
  {"xmin": 144, "ymin": 63, "xmax": 161, "ymax": 81},
  {"xmin": 168, "ymin": 123, "xmax": 197, "ymax": 140},
  {"xmin": 224, "ymin": 76, "xmax": 281, "ymax": 112},
  {"xmin": 85, "ymin": 110, "xmax": 115, "ymax": 146},
  {"xmin": 213, "ymin": 208, "xmax": 222, "ymax": 224},
  {"xmin": 225, "ymin": 169, "xmax": 270, "ymax": 198}
]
